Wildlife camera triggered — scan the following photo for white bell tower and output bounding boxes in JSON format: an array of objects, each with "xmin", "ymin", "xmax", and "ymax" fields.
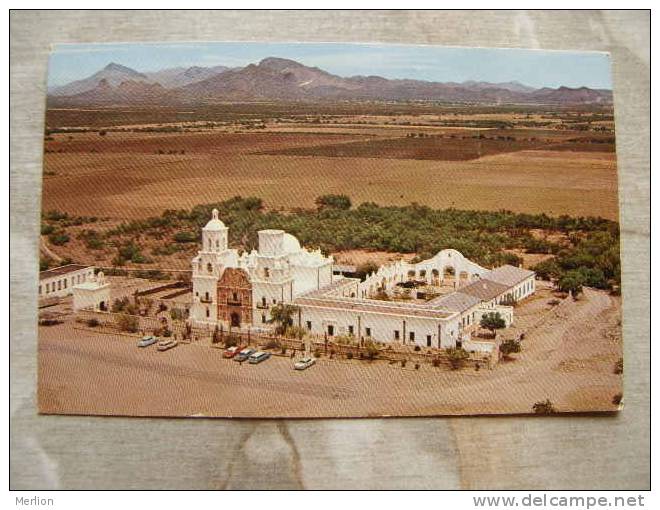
[
  {"xmin": 190, "ymin": 209, "xmax": 231, "ymax": 327},
  {"xmin": 202, "ymin": 208, "xmax": 228, "ymax": 253}
]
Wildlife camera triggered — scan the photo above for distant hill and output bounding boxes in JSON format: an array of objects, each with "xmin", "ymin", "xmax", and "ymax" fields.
[
  {"xmin": 49, "ymin": 62, "xmax": 151, "ymax": 96},
  {"xmin": 47, "ymin": 57, "xmax": 614, "ymax": 106},
  {"xmin": 144, "ymin": 64, "xmax": 231, "ymax": 88}
]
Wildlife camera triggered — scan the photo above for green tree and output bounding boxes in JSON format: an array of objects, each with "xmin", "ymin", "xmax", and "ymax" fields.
[
  {"xmin": 480, "ymin": 312, "xmax": 506, "ymax": 336},
  {"xmin": 531, "ymin": 258, "xmax": 561, "ymax": 281},
  {"xmin": 557, "ymin": 270, "xmax": 585, "ymax": 296},
  {"xmin": 269, "ymin": 304, "xmax": 299, "ymax": 335}
]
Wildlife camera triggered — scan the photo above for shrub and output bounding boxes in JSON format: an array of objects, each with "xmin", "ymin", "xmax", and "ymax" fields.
[
  {"xmin": 499, "ymin": 339, "xmax": 522, "ymax": 359},
  {"xmin": 612, "ymin": 393, "xmax": 623, "ymax": 406},
  {"xmin": 40, "ymin": 224, "xmax": 55, "ymax": 235},
  {"xmin": 224, "ymin": 335, "xmax": 239, "ymax": 348},
  {"xmin": 170, "ymin": 308, "xmax": 186, "ymax": 321},
  {"xmin": 614, "ymin": 358, "xmax": 623, "ymax": 374},
  {"xmin": 39, "ymin": 318, "xmax": 64, "ymax": 326},
  {"xmin": 48, "ymin": 231, "xmax": 70, "ymax": 246},
  {"xmin": 117, "ymin": 314, "xmax": 139, "ymax": 333},
  {"xmin": 315, "ymin": 194, "xmax": 352, "ymax": 211},
  {"xmin": 334, "ymin": 335, "xmax": 354, "ymax": 346},
  {"xmin": 44, "ymin": 210, "xmax": 68, "ymax": 221},
  {"xmin": 265, "ymin": 338, "xmax": 281, "ymax": 350},
  {"xmin": 111, "ymin": 297, "xmax": 130, "ymax": 313},
  {"xmin": 432, "ymin": 358, "xmax": 441, "ymax": 368},
  {"xmin": 532, "ymin": 399, "xmax": 556, "ymax": 415},
  {"xmin": 401, "ymin": 359, "xmax": 407, "ymax": 368},
  {"xmin": 413, "ymin": 345, "xmax": 421, "ymax": 352},
  {"xmin": 173, "ymin": 231, "xmax": 197, "ymax": 243},
  {"xmin": 346, "ymin": 351, "xmax": 353, "ymax": 360},
  {"xmin": 39, "ymin": 257, "xmax": 51, "ymax": 271},
  {"xmin": 446, "ymin": 347, "xmax": 469, "ymax": 370},
  {"xmin": 284, "ymin": 325, "xmax": 307, "ymax": 340},
  {"xmin": 313, "ymin": 349, "xmax": 321, "ymax": 358},
  {"xmin": 87, "ymin": 318, "xmax": 100, "ymax": 328},
  {"xmin": 414, "ymin": 363, "xmax": 420, "ymax": 370},
  {"xmin": 364, "ymin": 340, "xmax": 379, "ymax": 360},
  {"xmin": 118, "ymin": 241, "xmax": 149, "ymax": 264}
]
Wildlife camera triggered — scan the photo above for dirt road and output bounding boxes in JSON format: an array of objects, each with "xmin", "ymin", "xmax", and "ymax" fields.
[{"xmin": 38, "ymin": 287, "xmax": 622, "ymax": 418}]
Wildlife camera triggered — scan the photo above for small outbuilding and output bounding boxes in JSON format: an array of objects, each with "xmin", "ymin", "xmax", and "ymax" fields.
[{"xmin": 72, "ymin": 271, "xmax": 110, "ymax": 312}]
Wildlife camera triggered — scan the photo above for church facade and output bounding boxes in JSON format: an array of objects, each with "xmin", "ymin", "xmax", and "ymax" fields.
[
  {"xmin": 189, "ymin": 210, "xmax": 536, "ymax": 349},
  {"xmin": 190, "ymin": 209, "xmax": 333, "ymax": 329}
]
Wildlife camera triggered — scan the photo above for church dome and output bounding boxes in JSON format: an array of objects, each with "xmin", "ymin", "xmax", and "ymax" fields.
[
  {"xmin": 282, "ymin": 233, "xmax": 301, "ymax": 253},
  {"xmin": 203, "ymin": 209, "xmax": 226, "ymax": 231}
]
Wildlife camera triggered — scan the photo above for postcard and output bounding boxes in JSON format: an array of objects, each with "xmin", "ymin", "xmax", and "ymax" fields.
[{"xmin": 38, "ymin": 42, "xmax": 622, "ymax": 417}]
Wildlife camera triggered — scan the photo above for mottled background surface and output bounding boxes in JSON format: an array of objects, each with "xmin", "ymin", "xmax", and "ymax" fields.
[{"xmin": 10, "ymin": 10, "xmax": 649, "ymax": 489}]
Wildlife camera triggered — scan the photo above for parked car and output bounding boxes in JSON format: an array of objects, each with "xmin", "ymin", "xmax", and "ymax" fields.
[
  {"xmin": 234, "ymin": 348, "xmax": 255, "ymax": 362},
  {"xmin": 137, "ymin": 336, "xmax": 158, "ymax": 348},
  {"xmin": 157, "ymin": 339, "xmax": 178, "ymax": 352},
  {"xmin": 294, "ymin": 357, "xmax": 316, "ymax": 370},
  {"xmin": 248, "ymin": 351, "xmax": 271, "ymax": 364},
  {"xmin": 223, "ymin": 345, "xmax": 244, "ymax": 359}
]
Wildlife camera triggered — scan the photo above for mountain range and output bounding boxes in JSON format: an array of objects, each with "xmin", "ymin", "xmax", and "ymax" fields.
[{"xmin": 47, "ymin": 57, "xmax": 613, "ymax": 106}]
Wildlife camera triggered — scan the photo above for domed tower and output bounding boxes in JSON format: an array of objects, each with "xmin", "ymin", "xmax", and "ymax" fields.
[
  {"xmin": 202, "ymin": 208, "xmax": 228, "ymax": 253},
  {"xmin": 190, "ymin": 209, "xmax": 234, "ymax": 327}
]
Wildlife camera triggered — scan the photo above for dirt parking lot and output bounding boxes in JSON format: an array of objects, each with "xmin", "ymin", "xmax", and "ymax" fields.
[{"xmin": 38, "ymin": 286, "xmax": 622, "ymax": 418}]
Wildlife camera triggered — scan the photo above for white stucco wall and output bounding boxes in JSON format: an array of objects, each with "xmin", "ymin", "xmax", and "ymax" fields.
[
  {"xmin": 298, "ymin": 304, "xmax": 462, "ymax": 349},
  {"xmin": 39, "ymin": 266, "xmax": 95, "ymax": 299},
  {"xmin": 73, "ymin": 284, "xmax": 110, "ymax": 312}
]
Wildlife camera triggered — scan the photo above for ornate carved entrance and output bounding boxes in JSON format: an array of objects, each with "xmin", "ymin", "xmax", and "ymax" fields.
[{"xmin": 217, "ymin": 268, "xmax": 252, "ymax": 328}]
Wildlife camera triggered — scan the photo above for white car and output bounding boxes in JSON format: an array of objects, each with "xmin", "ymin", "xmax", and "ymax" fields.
[
  {"xmin": 157, "ymin": 339, "xmax": 178, "ymax": 352},
  {"xmin": 294, "ymin": 357, "xmax": 316, "ymax": 370}
]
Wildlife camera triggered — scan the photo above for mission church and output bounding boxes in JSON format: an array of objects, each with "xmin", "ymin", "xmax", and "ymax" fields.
[{"xmin": 190, "ymin": 209, "xmax": 536, "ymax": 349}]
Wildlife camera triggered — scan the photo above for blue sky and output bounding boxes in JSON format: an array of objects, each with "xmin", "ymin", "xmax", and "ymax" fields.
[{"xmin": 48, "ymin": 42, "xmax": 613, "ymax": 89}]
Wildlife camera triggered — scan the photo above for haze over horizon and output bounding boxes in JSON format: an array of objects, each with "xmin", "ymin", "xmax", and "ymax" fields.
[{"xmin": 48, "ymin": 42, "xmax": 613, "ymax": 90}]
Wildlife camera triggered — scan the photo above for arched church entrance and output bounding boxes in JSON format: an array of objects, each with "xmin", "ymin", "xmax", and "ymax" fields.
[{"xmin": 217, "ymin": 268, "xmax": 253, "ymax": 328}]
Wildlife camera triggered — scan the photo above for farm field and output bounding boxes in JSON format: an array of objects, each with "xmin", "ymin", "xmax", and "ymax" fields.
[{"xmin": 42, "ymin": 111, "xmax": 618, "ymax": 222}]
